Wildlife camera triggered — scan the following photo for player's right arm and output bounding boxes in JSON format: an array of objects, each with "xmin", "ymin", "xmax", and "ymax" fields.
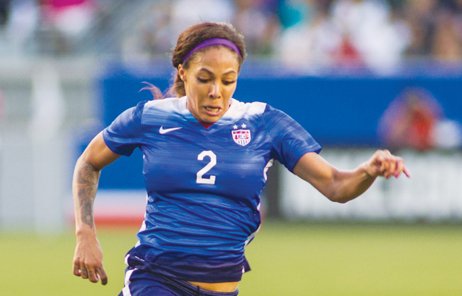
[{"xmin": 72, "ymin": 132, "xmax": 120, "ymax": 285}]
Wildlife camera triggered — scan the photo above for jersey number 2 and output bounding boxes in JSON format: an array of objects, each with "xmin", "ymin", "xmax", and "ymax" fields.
[{"xmin": 196, "ymin": 150, "xmax": 217, "ymax": 185}]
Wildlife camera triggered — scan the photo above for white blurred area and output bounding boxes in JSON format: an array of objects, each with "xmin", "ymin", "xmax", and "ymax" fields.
[
  {"xmin": 276, "ymin": 0, "xmax": 410, "ymax": 73},
  {"xmin": 281, "ymin": 149, "xmax": 462, "ymax": 221},
  {"xmin": 0, "ymin": 58, "xmax": 97, "ymax": 233},
  {"xmin": 0, "ymin": 0, "xmax": 462, "ymax": 233}
]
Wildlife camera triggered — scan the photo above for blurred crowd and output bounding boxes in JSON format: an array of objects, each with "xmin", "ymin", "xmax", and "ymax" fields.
[
  {"xmin": 1, "ymin": 0, "xmax": 462, "ymax": 72},
  {"xmin": 378, "ymin": 87, "xmax": 462, "ymax": 151},
  {"xmin": 1, "ymin": 0, "xmax": 462, "ymax": 151}
]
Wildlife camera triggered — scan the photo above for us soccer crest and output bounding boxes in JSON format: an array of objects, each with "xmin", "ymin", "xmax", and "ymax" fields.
[{"xmin": 232, "ymin": 124, "xmax": 251, "ymax": 146}]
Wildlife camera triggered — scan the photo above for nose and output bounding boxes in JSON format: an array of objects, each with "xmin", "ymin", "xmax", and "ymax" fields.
[{"xmin": 209, "ymin": 82, "xmax": 221, "ymax": 99}]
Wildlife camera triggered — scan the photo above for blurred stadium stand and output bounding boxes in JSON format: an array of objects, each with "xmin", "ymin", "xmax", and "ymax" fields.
[{"xmin": 1, "ymin": 0, "xmax": 462, "ymax": 232}]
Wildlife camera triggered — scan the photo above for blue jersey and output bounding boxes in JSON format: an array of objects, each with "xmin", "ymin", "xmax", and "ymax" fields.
[{"xmin": 102, "ymin": 97, "xmax": 321, "ymax": 282}]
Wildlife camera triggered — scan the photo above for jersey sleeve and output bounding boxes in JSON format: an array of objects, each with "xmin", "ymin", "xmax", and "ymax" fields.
[
  {"xmin": 102, "ymin": 101, "xmax": 145, "ymax": 156},
  {"xmin": 264, "ymin": 105, "xmax": 322, "ymax": 172}
]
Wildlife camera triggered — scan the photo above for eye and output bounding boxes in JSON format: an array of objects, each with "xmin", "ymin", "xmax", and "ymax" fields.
[
  {"xmin": 197, "ymin": 77, "xmax": 210, "ymax": 83},
  {"xmin": 223, "ymin": 80, "xmax": 236, "ymax": 85}
]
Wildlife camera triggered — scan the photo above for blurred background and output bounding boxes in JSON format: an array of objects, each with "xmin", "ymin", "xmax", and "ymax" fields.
[{"xmin": 1, "ymin": 0, "xmax": 462, "ymax": 295}]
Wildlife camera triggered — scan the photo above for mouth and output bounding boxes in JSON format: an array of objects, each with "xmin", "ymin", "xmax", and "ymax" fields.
[{"xmin": 203, "ymin": 106, "xmax": 222, "ymax": 116}]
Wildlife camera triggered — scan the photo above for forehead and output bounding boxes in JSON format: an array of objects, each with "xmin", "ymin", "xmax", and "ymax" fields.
[{"xmin": 188, "ymin": 46, "xmax": 240, "ymax": 73}]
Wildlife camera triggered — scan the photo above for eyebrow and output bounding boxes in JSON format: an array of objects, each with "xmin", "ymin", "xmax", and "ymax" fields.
[{"xmin": 198, "ymin": 68, "xmax": 237, "ymax": 76}]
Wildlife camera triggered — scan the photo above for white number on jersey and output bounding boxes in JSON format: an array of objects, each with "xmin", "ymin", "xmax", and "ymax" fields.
[{"xmin": 196, "ymin": 150, "xmax": 217, "ymax": 185}]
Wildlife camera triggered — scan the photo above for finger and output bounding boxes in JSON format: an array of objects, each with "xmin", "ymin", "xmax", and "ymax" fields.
[
  {"xmin": 394, "ymin": 159, "xmax": 404, "ymax": 178},
  {"xmin": 386, "ymin": 158, "xmax": 397, "ymax": 178},
  {"xmin": 391, "ymin": 157, "xmax": 402, "ymax": 177},
  {"xmin": 403, "ymin": 166, "xmax": 411, "ymax": 178},
  {"xmin": 384, "ymin": 151, "xmax": 399, "ymax": 178},
  {"xmin": 73, "ymin": 261, "xmax": 82, "ymax": 276},
  {"xmin": 87, "ymin": 267, "xmax": 99, "ymax": 283},
  {"xmin": 380, "ymin": 157, "xmax": 390, "ymax": 177},
  {"xmin": 97, "ymin": 267, "xmax": 108, "ymax": 285},
  {"xmin": 376, "ymin": 154, "xmax": 386, "ymax": 173},
  {"xmin": 80, "ymin": 263, "xmax": 89, "ymax": 279}
]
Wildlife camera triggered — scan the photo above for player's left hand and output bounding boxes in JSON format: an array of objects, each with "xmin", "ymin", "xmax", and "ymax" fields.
[{"xmin": 363, "ymin": 149, "xmax": 410, "ymax": 179}]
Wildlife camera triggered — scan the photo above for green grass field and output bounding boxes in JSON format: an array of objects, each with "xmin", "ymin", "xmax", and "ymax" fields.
[{"xmin": 1, "ymin": 222, "xmax": 462, "ymax": 295}]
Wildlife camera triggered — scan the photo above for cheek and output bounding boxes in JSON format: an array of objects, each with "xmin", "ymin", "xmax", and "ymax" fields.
[
  {"xmin": 223, "ymin": 84, "xmax": 237, "ymax": 97},
  {"xmin": 186, "ymin": 80, "xmax": 206, "ymax": 96},
  {"xmin": 185, "ymin": 84, "xmax": 197, "ymax": 103},
  {"xmin": 186, "ymin": 85, "xmax": 205, "ymax": 107}
]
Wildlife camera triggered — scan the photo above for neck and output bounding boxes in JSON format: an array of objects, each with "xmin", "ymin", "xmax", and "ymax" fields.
[{"xmin": 200, "ymin": 121, "xmax": 214, "ymax": 128}]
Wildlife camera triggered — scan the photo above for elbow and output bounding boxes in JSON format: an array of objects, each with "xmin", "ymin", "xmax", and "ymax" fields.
[
  {"xmin": 325, "ymin": 191, "xmax": 356, "ymax": 204},
  {"xmin": 327, "ymin": 195, "xmax": 351, "ymax": 204},
  {"xmin": 336, "ymin": 197, "xmax": 353, "ymax": 204},
  {"xmin": 332, "ymin": 197, "xmax": 349, "ymax": 204},
  {"xmin": 322, "ymin": 172, "xmax": 359, "ymax": 204}
]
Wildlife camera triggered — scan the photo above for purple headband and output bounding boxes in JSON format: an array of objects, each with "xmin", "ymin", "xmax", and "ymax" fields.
[{"xmin": 182, "ymin": 38, "xmax": 242, "ymax": 64}]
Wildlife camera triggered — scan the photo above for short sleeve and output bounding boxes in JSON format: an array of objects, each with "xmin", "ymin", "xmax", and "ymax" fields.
[
  {"xmin": 264, "ymin": 105, "xmax": 322, "ymax": 171},
  {"xmin": 102, "ymin": 101, "xmax": 145, "ymax": 156}
]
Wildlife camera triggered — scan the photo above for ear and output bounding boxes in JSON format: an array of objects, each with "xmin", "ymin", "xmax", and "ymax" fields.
[{"xmin": 178, "ymin": 64, "xmax": 186, "ymax": 82}]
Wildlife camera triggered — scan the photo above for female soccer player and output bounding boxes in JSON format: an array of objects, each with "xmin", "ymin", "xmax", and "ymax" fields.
[{"xmin": 72, "ymin": 22, "xmax": 409, "ymax": 296}]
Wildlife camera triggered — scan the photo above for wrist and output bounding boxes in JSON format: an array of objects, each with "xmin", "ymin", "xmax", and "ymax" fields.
[
  {"xmin": 75, "ymin": 224, "xmax": 97, "ymax": 238},
  {"xmin": 360, "ymin": 162, "xmax": 376, "ymax": 179}
]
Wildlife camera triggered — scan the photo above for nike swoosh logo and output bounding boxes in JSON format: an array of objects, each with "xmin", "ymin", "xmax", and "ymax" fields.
[{"xmin": 159, "ymin": 126, "xmax": 182, "ymax": 134}]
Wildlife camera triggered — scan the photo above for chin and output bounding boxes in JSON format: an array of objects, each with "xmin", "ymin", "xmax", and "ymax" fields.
[
  {"xmin": 202, "ymin": 118, "xmax": 218, "ymax": 124},
  {"xmin": 200, "ymin": 114, "xmax": 222, "ymax": 124}
]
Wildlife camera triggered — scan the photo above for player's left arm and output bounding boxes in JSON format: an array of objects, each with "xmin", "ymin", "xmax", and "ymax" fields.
[{"xmin": 293, "ymin": 150, "xmax": 409, "ymax": 203}]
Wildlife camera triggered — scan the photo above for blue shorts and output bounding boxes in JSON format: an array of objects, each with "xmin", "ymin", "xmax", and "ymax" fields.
[{"xmin": 119, "ymin": 268, "xmax": 239, "ymax": 296}]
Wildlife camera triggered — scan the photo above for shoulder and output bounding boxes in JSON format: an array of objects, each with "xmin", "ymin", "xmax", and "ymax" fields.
[
  {"xmin": 223, "ymin": 99, "xmax": 268, "ymax": 121},
  {"xmin": 143, "ymin": 97, "xmax": 188, "ymax": 114},
  {"xmin": 141, "ymin": 97, "xmax": 188, "ymax": 124},
  {"xmin": 222, "ymin": 99, "xmax": 292, "ymax": 124},
  {"xmin": 260, "ymin": 104, "xmax": 293, "ymax": 122},
  {"xmin": 230, "ymin": 99, "xmax": 267, "ymax": 116}
]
